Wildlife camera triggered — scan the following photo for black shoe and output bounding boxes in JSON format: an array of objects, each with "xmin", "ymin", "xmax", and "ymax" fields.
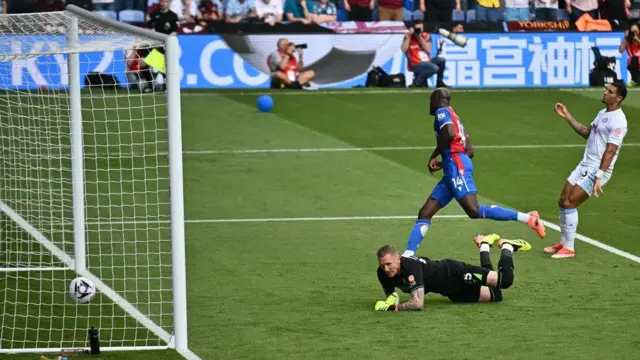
[{"xmin": 436, "ymin": 81, "xmax": 449, "ymax": 88}]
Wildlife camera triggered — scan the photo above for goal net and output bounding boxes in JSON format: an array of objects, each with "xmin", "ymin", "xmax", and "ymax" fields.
[{"xmin": 0, "ymin": 6, "xmax": 188, "ymax": 355}]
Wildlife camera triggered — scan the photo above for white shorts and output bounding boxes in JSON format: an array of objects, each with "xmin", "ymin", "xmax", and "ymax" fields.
[{"xmin": 567, "ymin": 164, "xmax": 611, "ymax": 196}]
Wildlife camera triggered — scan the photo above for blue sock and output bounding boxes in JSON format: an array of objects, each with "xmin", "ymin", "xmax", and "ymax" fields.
[
  {"xmin": 478, "ymin": 205, "xmax": 518, "ymax": 221},
  {"xmin": 405, "ymin": 219, "xmax": 431, "ymax": 254}
]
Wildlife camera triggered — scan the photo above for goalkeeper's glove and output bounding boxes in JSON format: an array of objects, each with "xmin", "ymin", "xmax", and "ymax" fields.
[{"xmin": 374, "ymin": 292, "xmax": 399, "ymax": 312}]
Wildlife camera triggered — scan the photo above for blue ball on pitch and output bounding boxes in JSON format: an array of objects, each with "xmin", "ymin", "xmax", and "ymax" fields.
[{"xmin": 257, "ymin": 94, "xmax": 274, "ymax": 112}]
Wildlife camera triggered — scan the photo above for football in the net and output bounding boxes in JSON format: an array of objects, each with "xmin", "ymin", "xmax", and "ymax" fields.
[{"xmin": 69, "ymin": 276, "xmax": 96, "ymax": 304}]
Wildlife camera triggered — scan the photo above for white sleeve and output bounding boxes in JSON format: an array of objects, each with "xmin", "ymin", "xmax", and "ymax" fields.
[
  {"xmin": 170, "ymin": 1, "xmax": 183, "ymax": 19},
  {"xmin": 255, "ymin": 1, "xmax": 264, "ymax": 15},
  {"xmin": 607, "ymin": 116, "xmax": 628, "ymax": 146}
]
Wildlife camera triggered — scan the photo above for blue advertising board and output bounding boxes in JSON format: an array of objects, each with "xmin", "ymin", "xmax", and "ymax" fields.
[{"xmin": 0, "ymin": 32, "xmax": 628, "ymax": 89}]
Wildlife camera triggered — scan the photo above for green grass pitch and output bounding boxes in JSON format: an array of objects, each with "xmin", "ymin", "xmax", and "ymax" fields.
[{"xmin": 3, "ymin": 87, "xmax": 640, "ymax": 359}]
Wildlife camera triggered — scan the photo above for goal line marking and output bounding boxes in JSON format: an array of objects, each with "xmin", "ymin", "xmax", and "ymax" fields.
[{"xmin": 185, "ymin": 143, "xmax": 640, "ymax": 155}]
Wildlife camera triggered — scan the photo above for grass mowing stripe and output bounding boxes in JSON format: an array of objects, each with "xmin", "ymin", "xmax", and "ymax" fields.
[{"xmin": 184, "ymin": 143, "xmax": 640, "ymax": 155}]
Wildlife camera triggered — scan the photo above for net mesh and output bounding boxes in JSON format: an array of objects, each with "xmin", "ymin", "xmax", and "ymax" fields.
[{"xmin": 0, "ymin": 10, "xmax": 174, "ymax": 350}]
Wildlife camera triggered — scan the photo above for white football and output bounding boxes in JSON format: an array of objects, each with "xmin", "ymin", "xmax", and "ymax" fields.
[{"xmin": 69, "ymin": 276, "xmax": 96, "ymax": 304}]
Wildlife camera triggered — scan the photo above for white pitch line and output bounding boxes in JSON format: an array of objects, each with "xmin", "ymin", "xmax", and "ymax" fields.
[
  {"xmin": 186, "ymin": 214, "xmax": 466, "ymax": 223},
  {"xmin": 176, "ymin": 87, "xmax": 640, "ymax": 97},
  {"xmin": 177, "ymin": 215, "xmax": 640, "ymax": 265},
  {"xmin": 76, "ymin": 214, "xmax": 466, "ymax": 226},
  {"xmin": 185, "ymin": 143, "xmax": 640, "ymax": 155},
  {"xmin": 75, "ymin": 214, "xmax": 640, "ymax": 264}
]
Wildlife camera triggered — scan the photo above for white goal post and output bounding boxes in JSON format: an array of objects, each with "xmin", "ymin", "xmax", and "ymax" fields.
[{"xmin": 0, "ymin": 5, "xmax": 193, "ymax": 357}]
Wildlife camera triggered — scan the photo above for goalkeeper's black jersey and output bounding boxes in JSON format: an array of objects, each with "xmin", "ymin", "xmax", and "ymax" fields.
[{"xmin": 377, "ymin": 256, "xmax": 467, "ymax": 297}]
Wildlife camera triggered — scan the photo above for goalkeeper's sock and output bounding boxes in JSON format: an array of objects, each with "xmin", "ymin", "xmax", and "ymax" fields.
[
  {"xmin": 402, "ymin": 219, "xmax": 430, "ymax": 257},
  {"xmin": 478, "ymin": 205, "xmax": 519, "ymax": 221},
  {"xmin": 560, "ymin": 208, "xmax": 578, "ymax": 251},
  {"xmin": 479, "ymin": 243, "xmax": 494, "ymax": 270}
]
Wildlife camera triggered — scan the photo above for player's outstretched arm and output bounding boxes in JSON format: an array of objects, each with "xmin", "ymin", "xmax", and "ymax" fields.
[
  {"xmin": 555, "ymin": 103, "xmax": 590, "ymax": 139},
  {"xmin": 397, "ymin": 288, "xmax": 424, "ymax": 311}
]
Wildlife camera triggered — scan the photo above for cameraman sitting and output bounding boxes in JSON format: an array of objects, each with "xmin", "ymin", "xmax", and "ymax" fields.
[
  {"xmin": 267, "ymin": 38, "xmax": 315, "ymax": 89},
  {"xmin": 620, "ymin": 22, "xmax": 640, "ymax": 87},
  {"xmin": 402, "ymin": 22, "xmax": 446, "ymax": 88}
]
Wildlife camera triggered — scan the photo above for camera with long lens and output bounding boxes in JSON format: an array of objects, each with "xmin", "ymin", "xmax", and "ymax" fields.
[{"xmin": 437, "ymin": 28, "xmax": 467, "ymax": 48}]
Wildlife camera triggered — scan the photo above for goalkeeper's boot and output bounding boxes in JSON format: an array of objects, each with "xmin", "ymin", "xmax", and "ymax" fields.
[
  {"xmin": 628, "ymin": 80, "xmax": 637, "ymax": 88},
  {"xmin": 551, "ymin": 247, "xmax": 576, "ymax": 259},
  {"xmin": 543, "ymin": 243, "xmax": 563, "ymax": 254},
  {"xmin": 527, "ymin": 211, "xmax": 546, "ymax": 238},
  {"xmin": 474, "ymin": 233, "xmax": 500, "ymax": 248},
  {"xmin": 498, "ymin": 239, "xmax": 532, "ymax": 252}
]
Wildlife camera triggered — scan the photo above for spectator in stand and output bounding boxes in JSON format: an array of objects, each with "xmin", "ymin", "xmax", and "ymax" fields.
[
  {"xmin": 171, "ymin": 0, "xmax": 199, "ymax": 22},
  {"xmin": 147, "ymin": 0, "xmax": 179, "ymax": 34},
  {"xmin": 504, "ymin": 0, "xmax": 531, "ymax": 20},
  {"xmin": 311, "ymin": 0, "xmax": 337, "ymax": 22},
  {"xmin": 600, "ymin": 0, "xmax": 631, "ymax": 22},
  {"xmin": 418, "ymin": 0, "xmax": 461, "ymax": 21},
  {"xmin": 475, "ymin": 0, "xmax": 502, "ymax": 21},
  {"xmin": 565, "ymin": 0, "xmax": 598, "ymax": 21},
  {"xmin": 198, "ymin": 0, "xmax": 224, "ymax": 21},
  {"xmin": 403, "ymin": 22, "xmax": 447, "ymax": 88},
  {"xmin": 37, "ymin": 0, "xmax": 64, "ymax": 11},
  {"xmin": 267, "ymin": 38, "xmax": 315, "ymax": 89},
  {"xmin": 378, "ymin": 0, "xmax": 403, "ymax": 20},
  {"xmin": 226, "ymin": 0, "xmax": 258, "ymax": 22},
  {"xmin": 343, "ymin": 0, "xmax": 374, "ymax": 21},
  {"xmin": 93, "ymin": 0, "xmax": 116, "ymax": 11},
  {"xmin": 66, "ymin": 0, "xmax": 95, "ymax": 11},
  {"xmin": 4, "ymin": 0, "xmax": 38, "ymax": 13},
  {"xmin": 256, "ymin": 0, "xmax": 283, "ymax": 25},
  {"xmin": 534, "ymin": 0, "xmax": 558, "ymax": 20},
  {"xmin": 620, "ymin": 22, "xmax": 640, "ymax": 87},
  {"xmin": 284, "ymin": 0, "xmax": 312, "ymax": 23}
]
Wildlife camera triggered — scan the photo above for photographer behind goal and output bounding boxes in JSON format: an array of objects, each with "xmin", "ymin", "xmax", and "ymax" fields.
[
  {"xmin": 619, "ymin": 21, "xmax": 640, "ymax": 87},
  {"xmin": 402, "ymin": 21, "xmax": 447, "ymax": 88},
  {"xmin": 267, "ymin": 38, "xmax": 316, "ymax": 89}
]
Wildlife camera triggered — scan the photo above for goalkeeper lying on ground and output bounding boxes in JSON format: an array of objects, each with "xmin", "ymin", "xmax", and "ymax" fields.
[{"xmin": 374, "ymin": 234, "xmax": 530, "ymax": 311}]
